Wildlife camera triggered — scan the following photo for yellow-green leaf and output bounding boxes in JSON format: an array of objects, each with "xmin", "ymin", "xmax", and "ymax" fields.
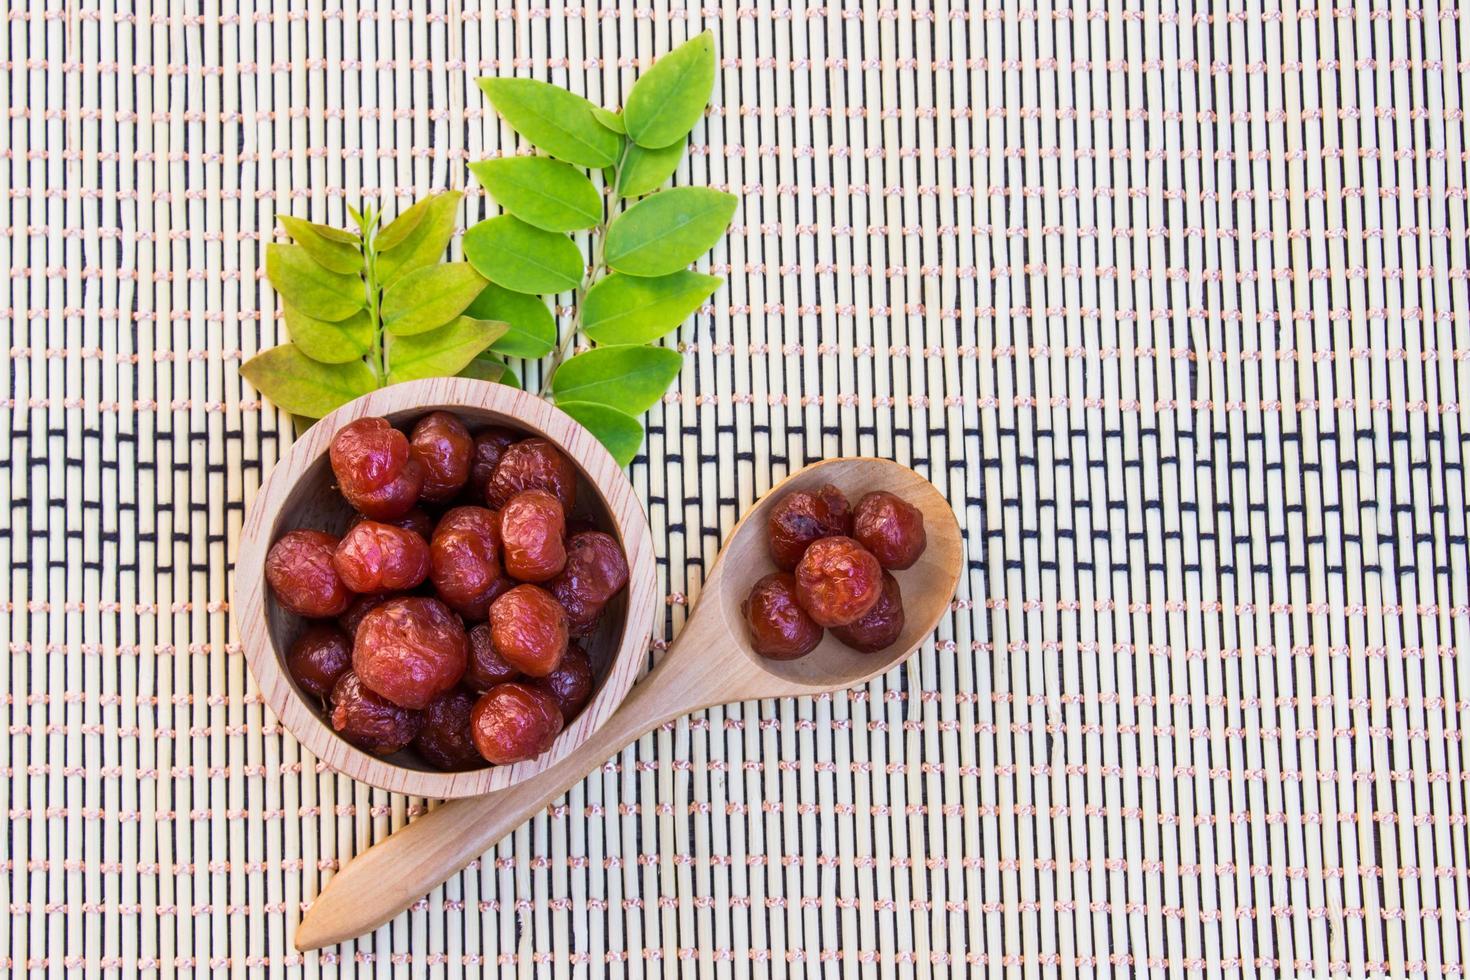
[
  {"xmin": 265, "ymin": 244, "xmax": 364, "ymax": 321},
  {"xmin": 278, "ymin": 215, "xmax": 362, "ymax": 275},
  {"xmin": 557, "ymin": 401, "xmax": 644, "ymax": 467},
  {"xmin": 380, "ymin": 262, "xmax": 488, "ymax": 336},
  {"xmin": 623, "ymin": 32, "xmax": 716, "ymax": 149},
  {"xmin": 375, "ymin": 191, "xmax": 463, "ymax": 286},
  {"xmin": 603, "ymin": 188, "xmax": 737, "ymax": 277},
  {"xmin": 282, "ymin": 304, "xmax": 374, "ymax": 363},
  {"xmin": 470, "ymin": 157, "xmax": 601, "ymax": 232},
  {"xmin": 463, "ymin": 281, "xmax": 558, "ymax": 359},
  {"xmin": 617, "ymin": 140, "xmax": 684, "ymax": 198},
  {"xmin": 550, "ymin": 344, "xmax": 683, "ymax": 415},
  {"xmin": 478, "ymin": 77, "xmax": 620, "ymax": 168},
  {"xmin": 581, "ymin": 271, "xmax": 721, "ymax": 346},
  {"xmin": 463, "ymin": 215, "xmax": 584, "ymax": 295},
  {"xmin": 386, "ymin": 317, "xmax": 510, "ymax": 385},
  {"xmin": 241, "ymin": 343, "xmax": 376, "ymax": 418}
]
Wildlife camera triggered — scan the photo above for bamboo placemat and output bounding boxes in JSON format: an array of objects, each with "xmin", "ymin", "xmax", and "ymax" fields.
[{"xmin": 4, "ymin": 1, "xmax": 1470, "ymax": 975}]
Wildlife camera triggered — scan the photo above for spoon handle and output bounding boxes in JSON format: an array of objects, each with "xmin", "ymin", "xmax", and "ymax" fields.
[{"xmin": 294, "ymin": 622, "xmax": 757, "ymax": 950}]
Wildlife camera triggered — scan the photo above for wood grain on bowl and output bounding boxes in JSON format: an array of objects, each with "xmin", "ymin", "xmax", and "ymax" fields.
[{"xmin": 233, "ymin": 378, "xmax": 658, "ymax": 799}]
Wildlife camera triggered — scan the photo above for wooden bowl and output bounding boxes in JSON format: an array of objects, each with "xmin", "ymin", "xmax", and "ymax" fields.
[{"xmin": 233, "ymin": 378, "xmax": 658, "ymax": 799}]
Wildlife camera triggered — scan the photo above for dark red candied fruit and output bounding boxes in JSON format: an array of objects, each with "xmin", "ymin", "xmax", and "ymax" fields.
[
  {"xmin": 329, "ymin": 417, "xmax": 424, "ymax": 520},
  {"xmin": 353, "ymin": 507, "xmax": 435, "ymax": 541},
  {"xmin": 767, "ymin": 484, "xmax": 853, "ymax": 570},
  {"xmin": 793, "ymin": 536, "xmax": 884, "ymax": 628},
  {"xmin": 487, "ymin": 438, "xmax": 577, "ymax": 512},
  {"xmin": 265, "ymin": 529, "xmax": 353, "ymax": 618},
  {"xmin": 329, "ymin": 670, "xmax": 422, "ymax": 755},
  {"xmin": 851, "ymin": 491, "xmax": 927, "ymax": 570},
  {"xmin": 466, "ymin": 427, "xmax": 519, "ymax": 503},
  {"xmin": 464, "ymin": 622, "xmax": 522, "ymax": 691},
  {"xmin": 499, "ymin": 490, "xmax": 567, "ymax": 583},
  {"xmin": 353, "ymin": 596, "xmax": 469, "ymax": 709},
  {"xmin": 742, "ymin": 572, "xmax": 824, "ymax": 660},
  {"xmin": 338, "ymin": 593, "xmax": 391, "ymax": 639},
  {"xmin": 286, "ymin": 623, "xmax": 353, "ymax": 698},
  {"xmin": 470, "ymin": 682, "xmax": 565, "ymax": 765},
  {"xmin": 332, "ymin": 520, "xmax": 431, "ymax": 594},
  {"xmin": 410, "ymin": 411, "xmax": 474, "ymax": 504},
  {"xmin": 412, "ymin": 689, "xmax": 487, "ymax": 771},
  {"xmin": 488, "ymin": 584, "xmax": 569, "ymax": 677},
  {"xmin": 547, "ymin": 530, "xmax": 629, "ymax": 635},
  {"xmin": 534, "ymin": 644, "xmax": 594, "ymax": 720},
  {"xmin": 429, "ymin": 506, "xmax": 509, "ymax": 620},
  {"xmin": 831, "ymin": 570, "xmax": 905, "ymax": 652}
]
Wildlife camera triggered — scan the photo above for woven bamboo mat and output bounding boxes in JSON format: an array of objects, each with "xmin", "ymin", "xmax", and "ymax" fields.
[{"xmin": 4, "ymin": 1, "xmax": 1470, "ymax": 975}]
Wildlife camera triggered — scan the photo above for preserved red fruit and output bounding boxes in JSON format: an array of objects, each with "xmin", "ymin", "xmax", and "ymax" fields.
[
  {"xmin": 831, "ymin": 571, "xmax": 905, "ymax": 652},
  {"xmin": 742, "ymin": 572, "xmax": 824, "ymax": 659},
  {"xmin": 488, "ymin": 584, "xmax": 568, "ymax": 677},
  {"xmin": 338, "ymin": 593, "xmax": 391, "ymax": 639},
  {"xmin": 266, "ymin": 529, "xmax": 353, "ymax": 618},
  {"xmin": 534, "ymin": 644, "xmax": 594, "ymax": 720},
  {"xmin": 330, "ymin": 671, "xmax": 422, "ymax": 754},
  {"xmin": 429, "ymin": 506, "xmax": 508, "ymax": 620},
  {"xmin": 499, "ymin": 490, "xmax": 567, "ymax": 583},
  {"xmin": 467, "ymin": 427, "xmax": 519, "ymax": 503},
  {"xmin": 330, "ymin": 417, "xmax": 424, "ymax": 520},
  {"xmin": 353, "ymin": 597, "xmax": 468, "ymax": 709},
  {"xmin": 793, "ymin": 536, "xmax": 883, "ymax": 628},
  {"xmin": 470, "ymin": 682, "xmax": 565, "ymax": 765},
  {"xmin": 548, "ymin": 531, "xmax": 629, "ymax": 635},
  {"xmin": 465, "ymin": 622, "xmax": 522, "ymax": 691},
  {"xmin": 851, "ymin": 491, "xmax": 927, "ymax": 570},
  {"xmin": 286, "ymin": 624, "xmax": 353, "ymax": 698},
  {"xmin": 488, "ymin": 438, "xmax": 577, "ymax": 511},
  {"xmin": 767, "ymin": 484, "xmax": 852, "ymax": 570},
  {"xmin": 413, "ymin": 690, "xmax": 486, "ymax": 771},
  {"xmin": 332, "ymin": 520, "xmax": 431, "ymax": 594},
  {"xmin": 410, "ymin": 411, "xmax": 474, "ymax": 504}
]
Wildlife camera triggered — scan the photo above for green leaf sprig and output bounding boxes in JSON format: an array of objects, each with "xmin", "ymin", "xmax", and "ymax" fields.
[
  {"xmin": 244, "ymin": 192, "xmax": 512, "ymax": 417},
  {"xmin": 468, "ymin": 30, "xmax": 733, "ymax": 464},
  {"xmin": 243, "ymin": 32, "xmax": 733, "ymax": 469}
]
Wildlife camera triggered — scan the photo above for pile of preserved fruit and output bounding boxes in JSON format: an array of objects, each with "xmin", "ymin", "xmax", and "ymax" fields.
[
  {"xmin": 743, "ymin": 483, "xmax": 926, "ymax": 659},
  {"xmin": 264, "ymin": 413, "xmax": 628, "ymax": 770}
]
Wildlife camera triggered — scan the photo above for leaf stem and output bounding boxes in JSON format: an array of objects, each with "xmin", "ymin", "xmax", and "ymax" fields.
[
  {"xmin": 361, "ymin": 212, "xmax": 387, "ymax": 385},
  {"xmin": 539, "ymin": 142, "xmax": 629, "ymax": 397}
]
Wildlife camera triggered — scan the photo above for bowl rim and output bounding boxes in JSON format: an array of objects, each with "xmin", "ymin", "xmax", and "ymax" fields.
[{"xmin": 233, "ymin": 377, "xmax": 658, "ymax": 799}]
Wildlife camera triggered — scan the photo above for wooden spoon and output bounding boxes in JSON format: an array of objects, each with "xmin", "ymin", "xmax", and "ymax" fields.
[{"xmin": 294, "ymin": 457, "xmax": 964, "ymax": 951}]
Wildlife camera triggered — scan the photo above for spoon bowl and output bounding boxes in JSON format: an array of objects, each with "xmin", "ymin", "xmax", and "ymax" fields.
[{"xmin": 293, "ymin": 455, "xmax": 964, "ymax": 950}]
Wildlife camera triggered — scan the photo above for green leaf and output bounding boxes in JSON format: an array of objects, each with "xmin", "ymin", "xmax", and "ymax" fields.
[
  {"xmin": 282, "ymin": 304, "xmax": 374, "ymax": 363},
  {"xmin": 550, "ymin": 344, "xmax": 683, "ymax": 415},
  {"xmin": 469, "ymin": 157, "xmax": 601, "ymax": 233},
  {"xmin": 582, "ymin": 271, "xmax": 721, "ymax": 346},
  {"xmin": 459, "ymin": 352, "xmax": 521, "ymax": 389},
  {"xmin": 373, "ymin": 197, "xmax": 427, "ymax": 251},
  {"xmin": 240, "ymin": 343, "xmax": 377, "ymax": 418},
  {"xmin": 478, "ymin": 77, "xmax": 620, "ymax": 168},
  {"xmin": 386, "ymin": 317, "xmax": 510, "ymax": 385},
  {"xmin": 463, "ymin": 215, "xmax": 584, "ymax": 295},
  {"xmin": 616, "ymin": 140, "xmax": 684, "ymax": 198},
  {"xmin": 603, "ymin": 188, "xmax": 737, "ymax": 277},
  {"xmin": 278, "ymin": 215, "xmax": 362, "ymax": 275},
  {"xmin": 557, "ymin": 401, "xmax": 644, "ymax": 467},
  {"xmin": 380, "ymin": 262, "xmax": 488, "ymax": 336},
  {"xmin": 375, "ymin": 191, "xmax": 463, "ymax": 286},
  {"xmin": 623, "ymin": 31, "xmax": 716, "ymax": 149},
  {"xmin": 265, "ymin": 244, "xmax": 365, "ymax": 321},
  {"xmin": 591, "ymin": 106, "xmax": 625, "ymax": 134},
  {"xmin": 463, "ymin": 281, "xmax": 558, "ymax": 359}
]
